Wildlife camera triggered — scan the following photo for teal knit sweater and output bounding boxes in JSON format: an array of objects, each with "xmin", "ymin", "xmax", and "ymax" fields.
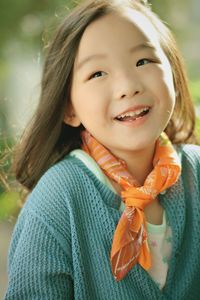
[{"xmin": 5, "ymin": 145, "xmax": 200, "ymax": 300}]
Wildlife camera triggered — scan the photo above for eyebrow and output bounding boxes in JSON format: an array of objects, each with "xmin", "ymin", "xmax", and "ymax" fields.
[{"xmin": 76, "ymin": 43, "xmax": 156, "ymax": 71}]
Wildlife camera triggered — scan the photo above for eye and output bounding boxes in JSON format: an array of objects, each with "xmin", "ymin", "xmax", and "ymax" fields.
[
  {"xmin": 89, "ymin": 71, "xmax": 106, "ymax": 80},
  {"xmin": 136, "ymin": 58, "xmax": 152, "ymax": 67}
]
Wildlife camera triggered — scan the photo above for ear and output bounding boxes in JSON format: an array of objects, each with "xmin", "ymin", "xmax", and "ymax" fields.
[{"xmin": 63, "ymin": 103, "xmax": 81, "ymax": 127}]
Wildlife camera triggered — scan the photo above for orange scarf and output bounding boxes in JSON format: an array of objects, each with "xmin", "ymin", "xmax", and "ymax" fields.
[{"xmin": 81, "ymin": 130, "xmax": 181, "ymax": 281}]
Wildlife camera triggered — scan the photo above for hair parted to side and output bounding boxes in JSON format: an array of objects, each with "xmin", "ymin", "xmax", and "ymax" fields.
[{"xmin": 14, "ymin": 0, "xmax": 198, "ymax": 191}]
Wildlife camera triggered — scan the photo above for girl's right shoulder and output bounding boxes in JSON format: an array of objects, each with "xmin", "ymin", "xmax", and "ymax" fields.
[
  {"xmin": 10, "ymin": 155, "xmax": 86, "ymax": 254},
  {"xmin": 21, "ymin": 155, "xmax": 87, "ymax": 223},
  {"xmin": 37, "ymin": 154, "xmax": 86, "ymax": 195}
]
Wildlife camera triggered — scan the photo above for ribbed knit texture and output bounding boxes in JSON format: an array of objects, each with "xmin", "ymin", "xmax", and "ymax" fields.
[{"xmin": 5, "ymin": 144, "xmax": 200, "ymax": 300}]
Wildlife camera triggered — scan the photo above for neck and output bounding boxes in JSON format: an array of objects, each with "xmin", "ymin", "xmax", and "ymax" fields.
[{"xmin": 112, "ymin": 142, "xmax": 156, "ymax": 186}]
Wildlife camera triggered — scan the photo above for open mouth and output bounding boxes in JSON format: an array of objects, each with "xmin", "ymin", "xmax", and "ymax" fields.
[{"xmin": 115, "ymin": 106, "xmax": 151, "ymax": 122}]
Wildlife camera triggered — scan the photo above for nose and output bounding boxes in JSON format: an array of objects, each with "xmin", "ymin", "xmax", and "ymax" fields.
[{"xmin": 114, "ymin": 71, "xmax": 144, "ymax": 100}]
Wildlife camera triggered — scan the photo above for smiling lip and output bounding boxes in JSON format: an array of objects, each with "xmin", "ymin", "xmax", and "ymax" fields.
[{"xmin": 114, "ymin": 104, "xmax": 151, "ymax": 119}]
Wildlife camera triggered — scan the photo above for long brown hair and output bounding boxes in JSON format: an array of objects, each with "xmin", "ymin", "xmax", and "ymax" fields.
[{"xmin": 13, "ymin": 0, "xmax": 198, "ymax": 191}]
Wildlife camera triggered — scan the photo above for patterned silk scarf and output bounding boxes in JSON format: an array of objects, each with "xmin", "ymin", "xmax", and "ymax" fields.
[{"xmin": 81, "ymin": 130, "xmax": 181, "ymax": 281}]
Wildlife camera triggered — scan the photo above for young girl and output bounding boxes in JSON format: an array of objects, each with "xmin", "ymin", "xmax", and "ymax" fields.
[{"xmin": 5, "ymin": 0, "xmax": 200, "ymax": 299}]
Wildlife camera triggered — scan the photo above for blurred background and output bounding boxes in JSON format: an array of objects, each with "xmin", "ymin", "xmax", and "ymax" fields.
[{"xmin": 0, "ymin": 0, "xmax": 200, "ymax": 298}]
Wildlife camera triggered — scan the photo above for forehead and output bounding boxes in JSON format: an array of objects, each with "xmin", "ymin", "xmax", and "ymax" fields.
[{"xmin": 74, "ymin": 10, "xmax": 162, "ymax": 63}]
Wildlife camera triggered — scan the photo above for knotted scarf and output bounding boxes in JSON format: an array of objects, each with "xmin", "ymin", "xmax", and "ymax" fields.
[{"xmin": 81, "ymin": 130, "xmax": 181, "ymax": 281}]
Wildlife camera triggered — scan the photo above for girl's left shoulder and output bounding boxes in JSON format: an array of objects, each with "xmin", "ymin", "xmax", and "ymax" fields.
[
  {"xmin": 179, "ymin": 143, "xmax": 200, "ymax": 156},
  {"xmin": 177, "ymin": 143, "xmax": 200, "ymax": 168}
]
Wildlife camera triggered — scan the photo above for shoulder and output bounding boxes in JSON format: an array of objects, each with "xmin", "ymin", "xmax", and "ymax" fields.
[
  {"xmin": 32, "ymin": 155, "xmax": 91, "ymax": 200},
  {"xmin": 18, "ymin": 156, "xmax": 91, "ymax": 241},
  {"xmin": 180, "ymin": 143, "xmax": 200, "ymax": 155},
  {"xmin": 177, "ymin": 144, "xmax": 200, "ymax": 183},
  {"xmin": 40, "ymin": 155, "xmax": 88, "ymax": 188},
  {"xmin": 25, "ymin": 155, "xmax": 90, "ymax": 210},
  {"xmin": 179, "ymin": 144, "xmax": 200, "ymax": 166}
]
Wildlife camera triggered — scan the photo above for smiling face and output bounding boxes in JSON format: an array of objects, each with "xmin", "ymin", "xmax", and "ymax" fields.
[{"xmin": 65, "ymin": 11, "xmax": 176, "ymax": 159}]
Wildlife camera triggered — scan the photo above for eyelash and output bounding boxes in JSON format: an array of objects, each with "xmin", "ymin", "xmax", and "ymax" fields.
[
  {"xmin": 89, "ymin": 71, "xmax": 106, "ymax": 80},
  {"xmin": 136, "ymin": 58, "xmax": 154, "ymax": 67},
  {"xmin": 88, "ymin": 58, "xmax": 155, "ymax": 80}
]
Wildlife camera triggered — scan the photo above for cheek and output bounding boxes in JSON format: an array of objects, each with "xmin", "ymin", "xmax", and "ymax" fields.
[
  {"xmin": 161, "ymin": 59, "xmax": 176, "ymax": 95},
  {"xmin": 70, "ymin": 84, "xmax": 91, "ymax": 115},
  {"xmin": 75, "ymin": 84, "xmax": 109, "ymax": 111},
  {"xmin": 71, "ymin": 90, "xmax": 106, "ymax": 126},
  {"xmin": 152, "ymin": 66, "xmax": 175, "ymax": 101}
]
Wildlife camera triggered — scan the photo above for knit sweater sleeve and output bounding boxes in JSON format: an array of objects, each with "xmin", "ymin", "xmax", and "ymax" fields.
[{"xmin": 5, "ymin": 162, "xmax": 74, "ymax": 299}]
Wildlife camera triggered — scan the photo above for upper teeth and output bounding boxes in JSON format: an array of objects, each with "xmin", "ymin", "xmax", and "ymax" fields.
[{"xmin": 116, "ymin": 107, "xmax": 150, "ymax": 119}]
